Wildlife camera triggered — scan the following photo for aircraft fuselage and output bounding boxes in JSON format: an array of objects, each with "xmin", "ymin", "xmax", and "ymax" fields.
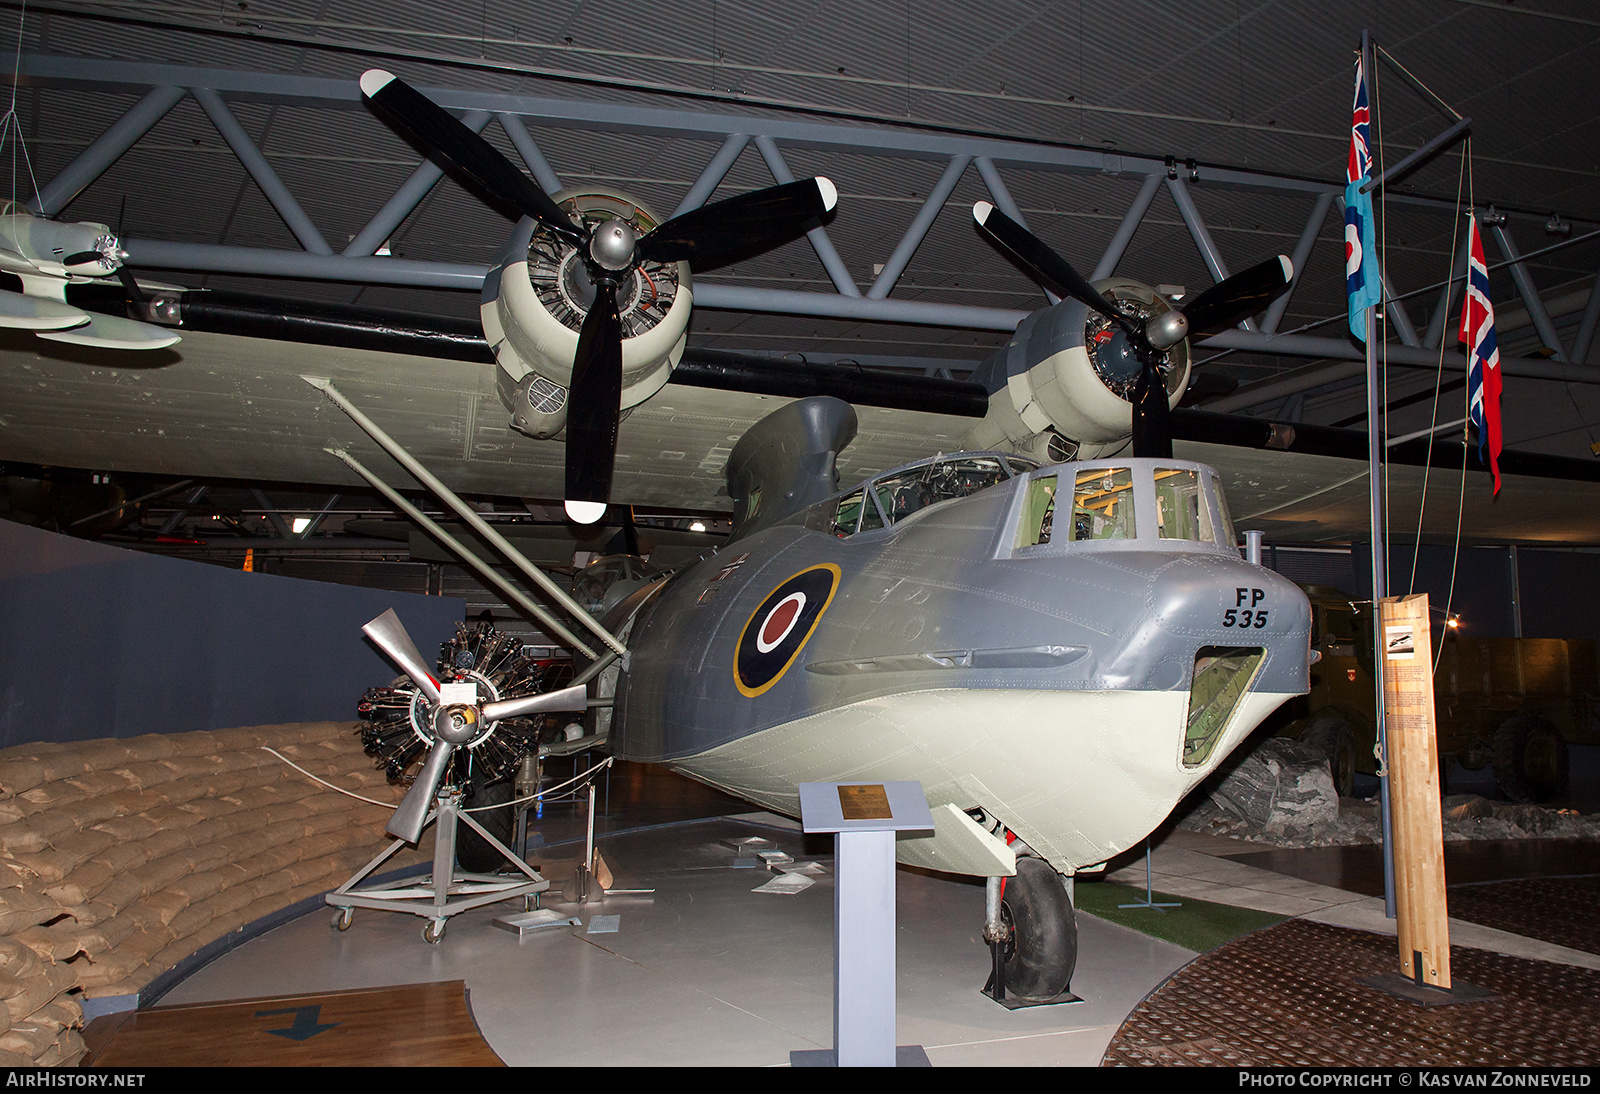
[{"xmin": 607, "ymin": 454, "xmax": 1311, "ymax": 874}]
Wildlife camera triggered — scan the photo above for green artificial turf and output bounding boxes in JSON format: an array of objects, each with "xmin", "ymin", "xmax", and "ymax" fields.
[{"xmin": 1073, "ymin": 878, "xmax": 1287, "ymax": 953}]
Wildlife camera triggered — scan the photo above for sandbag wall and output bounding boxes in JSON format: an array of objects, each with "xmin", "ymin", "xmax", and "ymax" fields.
[{"xmin": 0, "ymin": 721, "xmax": 426, "ymax": 1066}]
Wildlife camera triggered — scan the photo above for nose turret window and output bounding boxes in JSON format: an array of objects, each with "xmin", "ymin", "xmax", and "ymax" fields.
[
  {"xmin": 1069, "ymin": 467, "xmax": 1136, "ymax": 541},
  {"xmin": 1154, "ymin": 467, "xmax": 1214, "ymax": 543}
]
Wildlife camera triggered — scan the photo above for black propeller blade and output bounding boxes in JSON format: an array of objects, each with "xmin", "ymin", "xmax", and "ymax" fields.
[
  {"xmin": 972, "ymin": 200, "xmax": 1294, "ymax": 460},
  {"xmin": 362, "ymin": 68, "xmax": 838, "ymax": 524},
  {"xmin": 359, "ymin": 70, "xmax": 581, "ymax": 243},
  {"xmin": 1179, "ymin": 255, "xmax": 1294, "ymax": 338},
  {"xmin": 639, "ymin": 177, "xmax": 838, "ymax": 267},
  {"xmin": 973, "ymin": 201, "xmax": 1129, "ymax": 333},
  {"xmin": 564, "ymin": 279, "xmax": 624, "ymax": 524}
]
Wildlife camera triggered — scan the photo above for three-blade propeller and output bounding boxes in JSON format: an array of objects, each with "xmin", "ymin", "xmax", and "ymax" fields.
[
  {"xmin": 363, "ymin": 609, "xmax": 587, "ymax": 844},
  {"xmin": 360, "ymin": 70, "xmax": 837, "ymax": 522},
  {"xmin": 972, "ymin": 201, "xmax": 1291, "ymax": 458}
]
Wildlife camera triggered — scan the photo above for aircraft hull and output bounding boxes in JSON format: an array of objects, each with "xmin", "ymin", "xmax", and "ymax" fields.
[
  {"xmin": 606, "ymin": 456, "xmax": 1312, "ymax": 876},
  {"xmin": 662, "ymin": 685, "xmax": 1297, "ymax": 873}
]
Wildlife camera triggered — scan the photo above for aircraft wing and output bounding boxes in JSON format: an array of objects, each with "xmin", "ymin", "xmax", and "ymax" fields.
[{"xmin": 2, "ymin": 323, "xmax": 1597, "ymax": 547}]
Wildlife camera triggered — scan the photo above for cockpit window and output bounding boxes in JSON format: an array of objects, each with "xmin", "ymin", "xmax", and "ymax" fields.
[
  {"xmin": 1069, "ymin": 467, "xmax": 1136, "ymax": 541},
  {"xmin": 1154, "ymin": 468, "xmax": 1214, "ymax": 543},
  {"xmin": 832, "ymin": 490, "xmax": 866, "ymax": 537},
  {"xmin": 1209, "ymin": 470, "xmax": 1238, "ymax": 549},
  {"xmin": 873, "ymin": 456, "xmax": 1008, "ymax": 525},
  {"xmin": 1017, "ymin": 475, "xmax": 1057, "ymax": 547}
]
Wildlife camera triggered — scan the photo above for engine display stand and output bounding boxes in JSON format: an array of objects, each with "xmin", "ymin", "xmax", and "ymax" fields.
[{"xmin": 327, "ymin": 786, "xmax": 550, "ymax": 943}]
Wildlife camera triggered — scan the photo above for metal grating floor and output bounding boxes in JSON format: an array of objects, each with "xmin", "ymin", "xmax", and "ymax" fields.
[
  {"xmin": 1103, "ymin": 918, "xmax": 1600, "ymax": 1067},
  {"xmin": 1445, "ymin": 875, "xmax": 1600, "ymax": 957}
]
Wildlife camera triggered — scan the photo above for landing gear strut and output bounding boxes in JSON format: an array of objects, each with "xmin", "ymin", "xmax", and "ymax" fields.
[{"xmin": 983, "ymin": 857, "xmax": 1079, "ymax": 1007}]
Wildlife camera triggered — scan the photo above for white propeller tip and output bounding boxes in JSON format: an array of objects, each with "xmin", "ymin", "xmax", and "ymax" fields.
[
  {"xmin": 1278, "ymin": 254, "xmax": 1294, "ymax": 281},
  {"xmin": 815, "ymin": 177, "xmax": 838, "ymax": 212},
  {"xmin": 359, "ymin": 70, "xmax": 396, "ymax": 98},
  {"xmin": 973, "ymin": 200, "xmax": 994, "ymax": 225},
  {"xmin": 565, "ymin": 500, "xmax": 608, "ymax": 525}
]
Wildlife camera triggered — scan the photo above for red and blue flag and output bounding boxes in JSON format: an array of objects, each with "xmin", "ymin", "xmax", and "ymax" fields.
[
  {"xmin": 1460, "ymin": 215, "xmax": 1503, "ymax": 494},
  {"xmin": 1344, "ymin": 54, "xmax": 1381, "ymax": 339}
]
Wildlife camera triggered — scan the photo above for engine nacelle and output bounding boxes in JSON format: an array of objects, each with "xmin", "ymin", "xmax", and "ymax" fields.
[
  {"xmin": 481, "ymin": 188, "xmax": 693, "ymax": 439},
  {"xmin": 963, "ymin": 278, "xmax": 1191, "ymax": 460}
]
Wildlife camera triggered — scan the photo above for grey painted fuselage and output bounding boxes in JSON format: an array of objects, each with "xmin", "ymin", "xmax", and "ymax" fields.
[{"xmin": 606, "ymin": 452, "xmax": 1311, "ymax": 872}]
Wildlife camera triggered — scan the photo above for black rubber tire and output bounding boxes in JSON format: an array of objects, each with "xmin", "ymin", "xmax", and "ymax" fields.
[
  {"xmin": 1302, "ymin": 716, "xmax": 1356, "ymax": 798},
  {"xmin": 1493, "ymin": 714, "xmax": 1569, "ymax": 803},
  {"xmin": 456, "ymin": 772, "xmax": 516, "ymax": 873},
  {"xmin": 1000, "ymin": 857, "xmax": 1078, "ymax": 1000}
]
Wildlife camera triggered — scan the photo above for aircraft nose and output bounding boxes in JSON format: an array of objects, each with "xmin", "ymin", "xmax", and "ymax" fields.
[{"xmin": 1149, "ymin": 555, "xmax": 1310, "ymax": 643}]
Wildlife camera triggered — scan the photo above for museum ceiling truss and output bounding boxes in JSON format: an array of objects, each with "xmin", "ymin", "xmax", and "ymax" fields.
[{"xmin": 13, "ymin": 52, "xmax": 1600, "ymax": 413}]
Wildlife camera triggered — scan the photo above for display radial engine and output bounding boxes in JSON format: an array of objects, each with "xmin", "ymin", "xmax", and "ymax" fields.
[{"xmin": 599, "ymin": 397, "xmax": 1313, "ymax": 882}]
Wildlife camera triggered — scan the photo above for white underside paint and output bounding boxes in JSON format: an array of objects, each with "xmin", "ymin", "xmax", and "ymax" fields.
[{"xmin": 672, "ymin": 686, "xmax": 1294, "ymax": 874}]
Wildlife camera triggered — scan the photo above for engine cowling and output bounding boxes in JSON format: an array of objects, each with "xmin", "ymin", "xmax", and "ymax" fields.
[
  {"xmin": 481, "ymin": 188, "xmax": 693, "ymax": 439},
  {"xmin": 963, "ymin": 277, "xmax": 1191, "ymax": 461}
]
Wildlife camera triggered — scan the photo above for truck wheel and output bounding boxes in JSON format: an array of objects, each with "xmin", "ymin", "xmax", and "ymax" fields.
[
  {"xmin": 1492, "ymin": 714, "xmax": 1569, "ymax": 803},
  {"xmin": 1302, "ymin": 717, "xmax": 1356, "ymax": 798},
  {"xmin": 999, "ymin": 857, "xmax": 1077, "ymax": 1000}
]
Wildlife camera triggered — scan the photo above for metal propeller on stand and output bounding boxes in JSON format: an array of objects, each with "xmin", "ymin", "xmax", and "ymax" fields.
[{"xmin": 361, "ymin": 608, "xmax": 587, "ymax": 843}]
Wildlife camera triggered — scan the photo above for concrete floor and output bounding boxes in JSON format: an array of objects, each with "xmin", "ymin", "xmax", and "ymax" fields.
[
  {"xmin": 160, "ymin": 811, "xmax": 1197, "ymax": 1066},
  {"xmin": 151, "ymin": 757, "xmax": 1600, "ymax": 1066}
]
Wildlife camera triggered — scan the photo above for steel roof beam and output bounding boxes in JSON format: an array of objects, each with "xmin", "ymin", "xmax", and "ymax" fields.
[
  {"xmin": 192, "ymin": 87, "xmax": 331, "ymax": 256},
  {"xmin": 30, "ymin": 84, "xmax": 185, "ymax": 216},
  {"xmin": 754, "ymin": 135, "xmax": 859, "ymax": 298},
  {"xmin": 343, "ymin": 108, "xmax": 493, "ymax": 259},
  {"xmin": 974, "ymin": 157, "xmax": 1056, "ymax": 305},
  {"xmin": 17, "ymin": 53, "xmax": 1590, "ymax": 234},
  {"xmin": 1262, "ymin": 192, "xmax": 1334, "ymax": 335},
  {"xmin": 1091, "ymin": 173, "xmax": 1162, "ymax": 282},
  {"xmin": 867, "ymin": 154, "xmax": 969, "ymax": 300},
  {"xmin": 1488, "ymin": 220, "xmax": 1569, "ymax": 362}
]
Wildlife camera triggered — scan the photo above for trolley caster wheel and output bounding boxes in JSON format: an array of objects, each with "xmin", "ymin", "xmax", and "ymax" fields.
[
  {"xmin": 332, "ymin": 908, "xmax": 353, "ymax": 931},
  {"xmin": 423, "ymin": 919, "xmax": 446, "ymax": 944}
]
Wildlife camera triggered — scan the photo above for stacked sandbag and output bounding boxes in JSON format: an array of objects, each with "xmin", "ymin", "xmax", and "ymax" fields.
[{"xmin": 0, "ymin": 723, "xmax": 429, "ymax": 1066}]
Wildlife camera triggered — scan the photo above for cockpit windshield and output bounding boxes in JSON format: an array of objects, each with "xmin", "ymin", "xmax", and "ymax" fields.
[
  {"xmin": 810, "ymin": 453, "xmax": 1034, "ymax": 537},
  {"xmin": 872, "ymin": 456, "xmax": 1014, "ymax": 524}
]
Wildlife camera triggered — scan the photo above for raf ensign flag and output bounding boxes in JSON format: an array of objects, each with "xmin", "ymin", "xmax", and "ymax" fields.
[
  {"xmin": 1460, "ymin": 215, "xmax": 1503, "ymax": 494},
  {"xmin": 1344, "ymin": 54, "xmax": 1381, "ymax": 340}
]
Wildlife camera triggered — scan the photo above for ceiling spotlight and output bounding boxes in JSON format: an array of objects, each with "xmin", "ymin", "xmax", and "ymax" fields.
[
  {"xmin": 291, "ymin": 516, "xmax": 312, "ymax": 534},
  {"xmin": 1545, "ymin": 213, "xmax": 1571, "ymax": 237},
  {"xmin": 689, "ymin": 520, "xmax": 707, "ymax": 532}
]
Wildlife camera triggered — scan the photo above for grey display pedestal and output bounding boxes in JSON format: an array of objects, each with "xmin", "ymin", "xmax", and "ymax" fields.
[{"xmin": 791, "ymin": 781, "xmax": 933, "ymax": 1068}]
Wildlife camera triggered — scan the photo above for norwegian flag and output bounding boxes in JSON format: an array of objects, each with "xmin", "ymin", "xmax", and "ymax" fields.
[
  {"xmin": 1460, "ymin": 214, "xmax": 1503, "ymax": 494},
  {"xmin": 1344, "ymin": 53, "xmax": 1381, "ymax": 339}
]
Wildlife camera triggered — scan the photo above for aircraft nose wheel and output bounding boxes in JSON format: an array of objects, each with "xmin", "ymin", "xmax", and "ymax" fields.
[{"xmin": 984, "ymin": 857, "xmax": 1079, "ymax": 1007}]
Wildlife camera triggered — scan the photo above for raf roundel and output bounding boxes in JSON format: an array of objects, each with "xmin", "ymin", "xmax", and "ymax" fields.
[{"xmin": 735, "ymin": 565, "xmax": 841, "ymax": 697}]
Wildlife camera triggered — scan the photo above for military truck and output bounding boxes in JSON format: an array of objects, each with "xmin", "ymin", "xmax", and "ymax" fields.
[{"xmin": 1267, "ymin": 586, "xmax": 1598, "ymax": 803}]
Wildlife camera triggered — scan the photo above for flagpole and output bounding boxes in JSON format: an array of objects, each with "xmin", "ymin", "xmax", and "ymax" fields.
[{"xmin": 1360, "ymin": 28, "xmax": 1398, "ymax": 922}]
